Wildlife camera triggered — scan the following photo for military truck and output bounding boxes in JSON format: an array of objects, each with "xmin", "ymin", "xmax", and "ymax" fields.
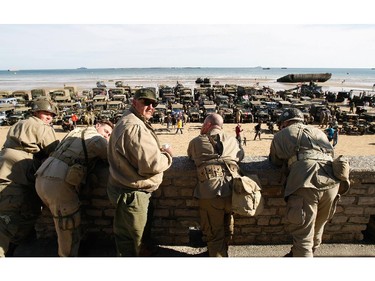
[
  {"xmin": 107, "ymin": 101, "xmax": 124, "ymax": 111},
  {"xmin": 236, "ymin": 104, "xmax": 253, "ymax": 123},
  {"xmin": 159, "ymin": 85, "xmax": 175, "ymax": 103},
  {"xmin": 11, "ymin": 90, "xmax": 32, "ymax": 106},
  {"xmin": 212, "ymin": 84, "xmax": 224, "ymax": 96},
  {"xmin": 177, "ymin": 87, "xmax": 193, "ymax": 103},
  {"xmin": 217, "ymin": 104, "xmax": 234, "ymax": 123},
  {"xmin": 189, "ymin": 107, "xmax": 201, "ymax": 123},
  {"xmin": 224, "ymin": 84, "xmax": 237, "ymax": 98},
  {"xmin": 7, "ymin": 106, "xmax": 32, "ymax": 125},
  {"xmin": 0, "ymin": 106, "xmax": 15, "ymax": 125},
  {"xmin": 152, "ymin": 104, "xmax": 167, "ymax": 124},
  {"xmin": 93, "ymin": 101, "xmax": 107, "ymax": 111},
  {"xmin": 250, "ymin": 101, "xmax": 269, "ymax": 123},
  {"xmin": 0, "ymin": 91, "xmax": 10, "ymax": 99},
  {"xmin": 202, "ymin": 104, "xmax": 217, "ymax": 119},
  {"xmin": 50, "ymin": 89, "xmax": 71, "ymax": 103},
  {"xmin": 64, "ymin": 86, "xmax": 78, "ymax": 100},
  {"xmin": 92, "ymin": 87, "xmax": 108, "ymax": 99},
  {"xmin": 108, "ymin": 88, "xmax": 125, "ymax": 100},
  {"xmin": 31, "ymin": 88, "xmax": 50, "ymax": 100},
  {"xmin": 93, "ymin": 95, "xmax": 108, "ymax": 103}
]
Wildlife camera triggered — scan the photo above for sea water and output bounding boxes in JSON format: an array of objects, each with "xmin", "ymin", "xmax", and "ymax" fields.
[{"xmin": 0, "ymin": 67, "xmax": 374, "ymax": 92}]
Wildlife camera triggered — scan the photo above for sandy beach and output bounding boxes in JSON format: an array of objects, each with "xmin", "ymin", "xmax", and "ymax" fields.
[{"xmin": 1, "ymin": 121, "xmax": 373, "ymax": 158}]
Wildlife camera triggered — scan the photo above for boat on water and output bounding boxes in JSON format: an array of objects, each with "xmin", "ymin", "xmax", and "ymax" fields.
[{"xmin": 277, "ymin": 73, "xmax": 332, "ymax": 83}]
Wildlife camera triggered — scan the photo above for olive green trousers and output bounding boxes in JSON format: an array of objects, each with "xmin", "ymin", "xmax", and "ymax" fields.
[{"xmin": 108, "ymin": 188, "xmax": 151, "ymax": 257}]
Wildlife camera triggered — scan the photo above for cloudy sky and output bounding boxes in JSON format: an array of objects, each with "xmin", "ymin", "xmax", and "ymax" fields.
[{"xmin": 1, "ymin": 1, "xmax": 375, "ymax": 70}]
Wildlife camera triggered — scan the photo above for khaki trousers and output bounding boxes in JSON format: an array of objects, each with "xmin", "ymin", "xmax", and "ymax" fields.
[
  {"xmin": 286, "ymin": 185, "xmax": 340, "ymax": 257},
  {"xmin": 198, "ymin": 196, "xmax": 233, "ymax": 257},
  {"xmin": 35, "ymin": 177, "xmax": 81, "ymax": 257}
]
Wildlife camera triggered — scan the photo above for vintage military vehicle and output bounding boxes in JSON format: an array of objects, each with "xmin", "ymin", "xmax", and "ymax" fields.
[
  {"xmin": 108, "ymin": 88, "xmax": 125, "ymax": 100},
  {"xmin": 152, "ymin": 104, "xmax": 167, "ymax": 124},
  {"xmin": 50, "ymin": 89, "xmax": 71, "ymax": 103},
  {"xmin": 64, "ymin": 86, "xmax": 78, "ymax": 100},
  {"xmin": 31, "ymin": 88, "xmax": 50, "ymax": 100},
  {"xmin": 11, "ymin": 90, "xmax": 32, "ymax": 106},
  {"xmin": 236, "ymin": 104, "xmax": 253, "ymax": 123},
  {"xmin": 7, "ymin": 106, "xmax": 31, "ymax": 125},
  {"xmin": 189, "ymin": 107, "xmax": 201, "ymax": 123}
]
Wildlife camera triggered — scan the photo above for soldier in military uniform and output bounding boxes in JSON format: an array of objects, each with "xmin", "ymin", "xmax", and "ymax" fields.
[
  {"xmin": 0, "ymin": 99, "xmax": 59, "ymax": 257},
  {"xmin": 35, "ymin": 119, "xmax": 114, "ymax": 257},
  {"xmin": 187, "ymin": 113, "xmax": 244, "ymax": 257},
  {"xmin": 107, "ymin": 88, "xmax": 173, "ymax": 257},
  {"xmin": 269, "ymin": 108, "xmax": 340, "ymax": 257}
]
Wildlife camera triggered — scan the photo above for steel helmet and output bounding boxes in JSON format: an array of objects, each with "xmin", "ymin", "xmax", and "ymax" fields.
[
  {"xmin": 278, "ymin": 108, "xmax": 304, "ymax": 123},
  {"xmin": 32, "ymin": 99, "xmax": 58, "ymax": 116}
]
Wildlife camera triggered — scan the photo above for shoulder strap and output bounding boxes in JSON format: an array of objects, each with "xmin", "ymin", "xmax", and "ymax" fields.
[
  {"xmin": 295, "ymin": 124, "xmax": 331, "ymax": 156},
  {"xmin": 81, "ymin": 129, "xmax": 89, "ymax": 166},
  {"xmin": 207, "ymin": 134, "xmax": 223, "ymax": 157},
  {"xmin": 295, "ymin": 126, "xmax": 304, "ymax": 153}
]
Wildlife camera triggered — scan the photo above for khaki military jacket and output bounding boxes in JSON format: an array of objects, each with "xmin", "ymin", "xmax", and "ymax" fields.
[
  {"xmin": 0, "ymin": 116, "xmax": 58, "ymax": 186},
  {"xmin": 187, "ymin": 128, "xmax": 244, "ymax": 199},
  {"xmin": 269, "ymin": 122, "xmax": 339, "ymax": 197},
  {"xmin": 107, "ymin": 107, "xmax": 172, "ymax": 193},
  {"xmin": 36, "ymin": 126, "xmax": 108, "ymax": 182}
]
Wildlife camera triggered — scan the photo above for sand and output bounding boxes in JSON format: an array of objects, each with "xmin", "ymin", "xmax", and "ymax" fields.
[
  {"xmin": 152, "ymin": 122, "xmax": 375, "ymax": 157},
  {"xmin": 2, "ymin": 121, "xmax": 372, "ymax": 157}
]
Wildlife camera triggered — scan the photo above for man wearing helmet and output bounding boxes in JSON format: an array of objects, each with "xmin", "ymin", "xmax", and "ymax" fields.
[
  {"xmin": 0, "ymin": 98, "xmax": 59, "ymax": 257},
  {"xmin": 269, "ymin": 108, "xmax": 341, "ymax": 257}
]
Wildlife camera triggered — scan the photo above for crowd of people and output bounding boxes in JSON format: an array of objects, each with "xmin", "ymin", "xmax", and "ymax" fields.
[{"xmin": 0, "ymin": 89, "xmax": 348, "ymax": 257}]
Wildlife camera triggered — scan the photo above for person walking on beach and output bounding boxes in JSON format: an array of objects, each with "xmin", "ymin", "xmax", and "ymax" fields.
[
  {"xmin": 187, "ymin": 113, "xmax": 244, "ymax": 257},
  {"xmin": 269, "ymin": 108, "xmax": 341, "ymax": 257},
  {"xmin": 325, "ymin": 125, "xmax": 335, "ymax": 143},
  {"xmin": 71, "ymin": 113, "xmax": 79, "ymax": 128},
  {"xmin": 0, "ymin": 99, "xmax": 59, "ymax": 257},
  {"xmin": 175, "ymin": 118, "xmax": 183, "ymax": 134},
  {"xmin": 235, "ymin": 123, "xmax": 243, "ymax": 144},
  {"xmin": 166, "ymin": 114, "xmax": 172, "ymax": 131},
  {"xmin": 254, "ymin": 121, "xmax": 262, "ymax": 140},
  {"xmin": 35, "ymin": 120, "xmax": 114, "ymax": 257},
  {"xmin": 107, "ymin": 88, "xmax": 173, "ymax": 257}
]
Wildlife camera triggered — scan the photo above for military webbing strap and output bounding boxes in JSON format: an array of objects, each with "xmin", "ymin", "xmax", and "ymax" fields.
[
  {"xmin": 288, "ymin": 125, "xmax": 333, "ymax": 167},
  {"xmin": 81, "ymin": 129, "xmax": 88, "ymax": 166},
  {"xmin": 51, "ymin": 128, "xmax": 88, "ymax": 166}
]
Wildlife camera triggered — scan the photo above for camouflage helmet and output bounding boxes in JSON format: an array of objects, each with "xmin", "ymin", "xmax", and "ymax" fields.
[
  {"xmin": 278, "ymin": 108, "xmax": 304, "ymax": 123},
  {"xmin": 32, "ymin": 99, "xmax": 58, "ymax": 116}
]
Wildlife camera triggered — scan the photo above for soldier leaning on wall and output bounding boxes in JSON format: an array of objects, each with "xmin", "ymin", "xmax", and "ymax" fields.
[
  {"xmin": 188, "ymin": 113, "xmax": 244, "ymax": 257},
  {"xmin": 269, "ymin": 108, "xmax": 342, "ymax": 257},
  {"xmin": 0, "ymin": 99, "xmax": 59, "ymax": 257},
  {"xmin": 35, "ymin": 119, "xmax": 113, "ymax": 257}
]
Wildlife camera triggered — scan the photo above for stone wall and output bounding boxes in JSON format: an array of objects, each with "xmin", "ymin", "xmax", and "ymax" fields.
[{"xmin": 35, "ymin": 156, "xmax": 375, "ymax": 246}]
